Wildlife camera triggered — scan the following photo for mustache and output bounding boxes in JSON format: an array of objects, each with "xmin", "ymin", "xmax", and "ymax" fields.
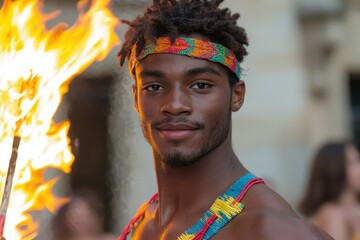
[{"xmin": 152, "ymin": 116, "xmax": 204, "ymax": 129}]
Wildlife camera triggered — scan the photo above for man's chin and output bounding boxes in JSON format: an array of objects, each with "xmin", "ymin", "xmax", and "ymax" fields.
[{"xmin": 156, "ymin": 150, "xmax": 201, "ymax": 168}]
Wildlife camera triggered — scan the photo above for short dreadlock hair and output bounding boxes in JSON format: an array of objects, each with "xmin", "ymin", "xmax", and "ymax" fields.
[{"xmin": 118, "ymin": 0, "xmax": 249, "ymax": 86}]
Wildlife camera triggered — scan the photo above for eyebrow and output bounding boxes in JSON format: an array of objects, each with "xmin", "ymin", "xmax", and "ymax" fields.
[
  {"xmin": 139, "ymin": 70, "xmax": 166, "ymax": 79},
  {"xmin": 185, "ymin": 67, "xmax": 222, "ymax": 77}
]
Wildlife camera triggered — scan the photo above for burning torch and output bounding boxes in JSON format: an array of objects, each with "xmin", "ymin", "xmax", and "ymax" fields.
[{"xmin": 0, "ymin": 76, "xmax": 38, "ymax": 239}]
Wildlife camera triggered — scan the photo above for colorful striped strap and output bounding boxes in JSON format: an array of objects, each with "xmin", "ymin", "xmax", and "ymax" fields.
[
  {"xmin": 118, "ymin": 173, "xmax": 264, "ymax": 240},
  {"xmin": 118, "ymin": 193, "xmax": 159, "ymax": 240},
  {"xmin": 178, "ymin": 173, "xmax": 264, "ymax": 240},
  {"xmin": 128, "ymin": 36, "xmax": 241, "ymax": 80}
]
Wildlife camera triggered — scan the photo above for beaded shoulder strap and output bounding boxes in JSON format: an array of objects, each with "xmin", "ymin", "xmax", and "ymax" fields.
[{"xmin": 118, "ymin": 173, "xmax": 264, "ymax": 240}]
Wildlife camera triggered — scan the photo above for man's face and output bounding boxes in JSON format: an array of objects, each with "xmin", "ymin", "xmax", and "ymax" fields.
[{"xmin": 133, "ymin": 53, "xmax": 244, "ymax": 167}]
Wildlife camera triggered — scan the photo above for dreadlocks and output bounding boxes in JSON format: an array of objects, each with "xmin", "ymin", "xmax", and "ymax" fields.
[{"xmin": 118, "ymin": 0, "xmax": 249, "ymax": 71}]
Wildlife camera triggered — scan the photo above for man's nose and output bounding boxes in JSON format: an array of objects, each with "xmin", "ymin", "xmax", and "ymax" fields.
[{"xmin": 160, "ymin": 86, "xmax": 192, "ymax": 116}]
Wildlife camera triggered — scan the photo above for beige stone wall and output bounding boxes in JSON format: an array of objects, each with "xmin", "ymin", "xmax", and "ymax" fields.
[{"xmin": 222, "ymin": 0, "xmax": 310, "ymax": 206}]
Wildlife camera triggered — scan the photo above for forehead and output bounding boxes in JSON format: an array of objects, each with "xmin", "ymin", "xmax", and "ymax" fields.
[{"xmin": 135, "ymin": 53, "xmax": 229, "ymax": 80}]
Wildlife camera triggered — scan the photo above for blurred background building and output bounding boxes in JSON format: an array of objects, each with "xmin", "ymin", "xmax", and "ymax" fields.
[{"xmin": 16, "ymin": 0, "xmax": 360, "ymax": 238}]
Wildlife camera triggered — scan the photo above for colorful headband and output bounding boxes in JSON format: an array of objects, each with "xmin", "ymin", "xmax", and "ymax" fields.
[{"xmin": 128, "ymin": 36, "xmax": 241, "ymax": 80}]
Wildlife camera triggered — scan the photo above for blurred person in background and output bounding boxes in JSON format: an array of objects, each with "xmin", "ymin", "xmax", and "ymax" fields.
[
  {"xmin": 52, "ymin": 190, "xmax": 115, "ymax": 240},
  {"xmin": 300, "ymin": 142, "xmax": 360, "ymax": 240}
]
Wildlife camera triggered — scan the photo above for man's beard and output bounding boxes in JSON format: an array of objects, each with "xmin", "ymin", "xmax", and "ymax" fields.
[{"xmin": 141, "ymin": 105, "xmax": 232, "ymax": 168}]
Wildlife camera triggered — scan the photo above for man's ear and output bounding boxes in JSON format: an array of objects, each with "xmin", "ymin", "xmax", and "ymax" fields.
[
  {"xmin": 231, "ymin": 81, "xmax": 245, "ymax": 112},
  {"xmin": 132, "ymin": 83, "xmax": 139, "ymax": 113}
]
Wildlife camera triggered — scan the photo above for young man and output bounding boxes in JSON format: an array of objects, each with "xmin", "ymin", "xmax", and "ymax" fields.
[{"xmin": 117, "ymin": 0, "xmax": 333, "ymax": 239}]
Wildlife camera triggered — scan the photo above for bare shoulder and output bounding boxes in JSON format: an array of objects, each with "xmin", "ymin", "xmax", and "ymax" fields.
[
  {"xmin": 216, "ymin": 184, "xmax": 334, "ymax": 239},
  {"xmin": 230, "ymin": 207, "xmax": 334, "ymax": 239},
  {"xmin": 313, "ymin": 203, "xmax": 345, "ymax": 222},
  {"xmin": 311, "ymin": 203, "xmax": 347, "ymax": 239}
]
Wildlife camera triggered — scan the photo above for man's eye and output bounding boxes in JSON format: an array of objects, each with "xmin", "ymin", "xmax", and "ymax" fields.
[
  {"xmin": 191, "ymin": 82, "xmax": 211, "ymax": 89},
  {"xmin": 146, "ymin": 84, "xmax": 163, "ymax": 92}
]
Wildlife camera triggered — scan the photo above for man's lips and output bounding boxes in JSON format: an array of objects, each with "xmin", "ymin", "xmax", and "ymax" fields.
[{"xmin": 156, "ymin": 123, "xmax": 199, "ymax": 140}]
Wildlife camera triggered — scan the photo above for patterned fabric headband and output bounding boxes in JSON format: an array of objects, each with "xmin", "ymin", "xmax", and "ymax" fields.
[{"xmin": 128, "ymin": 36, "xmax": 241, "ymax": 80}]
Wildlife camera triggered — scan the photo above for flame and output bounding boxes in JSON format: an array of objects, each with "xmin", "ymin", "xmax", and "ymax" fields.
[{"xmin": 0, "ymin": 0, "xmax": 118, "ymax": 239}]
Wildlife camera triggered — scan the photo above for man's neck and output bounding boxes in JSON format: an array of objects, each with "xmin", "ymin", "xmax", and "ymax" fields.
[{"xmin": 152, "ymin": 137, "xmax": 248, "ymax": 227}]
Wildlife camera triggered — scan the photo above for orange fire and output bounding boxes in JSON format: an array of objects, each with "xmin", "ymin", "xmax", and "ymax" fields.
[{"xmin": 0, "ymin": 0, "xmax": 118, "ymax": 239}]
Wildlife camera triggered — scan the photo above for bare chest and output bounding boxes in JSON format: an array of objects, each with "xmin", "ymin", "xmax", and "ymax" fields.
[
  {"xmin": 129, "ymin": 215, "xmax": 249, "ymax": 240},
  {"xmin": 131, "ymin": 225, "xmax": 239, "ymax": 240}
]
